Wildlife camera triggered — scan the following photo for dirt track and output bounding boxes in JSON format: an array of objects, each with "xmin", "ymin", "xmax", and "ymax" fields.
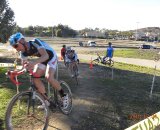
[{"xmin": 46, "ymin": 62, "xmax": 101, "ymax": 130}]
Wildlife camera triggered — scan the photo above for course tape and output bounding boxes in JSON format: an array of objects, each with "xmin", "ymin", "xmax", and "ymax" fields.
[
  {"xmin": 125, "ymin": 111, "xmax": 160, "ymax": 130},
  {"xmin": 0, "ymin": 63, "xmax": 14, "ymax": 67}
]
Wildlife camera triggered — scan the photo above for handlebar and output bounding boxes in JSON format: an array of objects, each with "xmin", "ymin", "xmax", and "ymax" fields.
[
  {"xmin": 5, "ymin": 69, "xmax": 25, "ymax": 85},
  {"xmin": 5, "ymin": 68, "xmax": 39, "ymax": 85}
]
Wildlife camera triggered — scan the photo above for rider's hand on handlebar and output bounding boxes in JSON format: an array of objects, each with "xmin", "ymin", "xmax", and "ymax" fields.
[{"xmin": 23, "ymin": 61, "xmax": 35, "ymax": 70}]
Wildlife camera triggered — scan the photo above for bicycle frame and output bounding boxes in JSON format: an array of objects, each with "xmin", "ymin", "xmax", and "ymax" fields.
[
  {"xmin": 97, "ymin": 53, "xmax": 104, "ymax": 63},
  {"xmin": 6, "ymin": 61, "xmax": 72, "ymax": 117},
  {"xmin": 66, "ymin": 61, "xmax": 77, "ymax": 74}
]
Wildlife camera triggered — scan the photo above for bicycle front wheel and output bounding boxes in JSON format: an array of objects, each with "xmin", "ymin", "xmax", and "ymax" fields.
[
  {"xmin": 5, "ymin": 91, "xmax": 49, "ymax": 130},
  {"xmin": 57, "ymin": 81, "xmax": 72, "ymax": 115}
]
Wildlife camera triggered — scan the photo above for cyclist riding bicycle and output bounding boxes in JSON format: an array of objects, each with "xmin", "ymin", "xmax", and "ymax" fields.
[
  {"xmin": 103, "ymin": 42, "xmax": 114, "ymax": 62},
  {"xmin": 8, "ymin": 32, "xmax": 69, "ymax": 109},
  {"xmin": 65, "ymin": 46, "xmax": 79, "ymax": 77}
]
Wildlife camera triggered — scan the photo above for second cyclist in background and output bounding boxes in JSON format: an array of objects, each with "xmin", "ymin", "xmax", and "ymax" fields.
[{"xmin": 65, "ymin": 47, "xmax": 79, "ymax": 77}]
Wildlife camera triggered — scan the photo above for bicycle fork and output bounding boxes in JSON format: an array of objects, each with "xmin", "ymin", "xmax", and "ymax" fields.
[{"xmin": 27, "ymin": 87, "xmax": 36, "ymax": 116}]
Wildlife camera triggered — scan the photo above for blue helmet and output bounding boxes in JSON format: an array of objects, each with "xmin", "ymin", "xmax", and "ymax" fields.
[{"xmin": 9, "ymin": 32, "xmax": 24, "ymax": 46}]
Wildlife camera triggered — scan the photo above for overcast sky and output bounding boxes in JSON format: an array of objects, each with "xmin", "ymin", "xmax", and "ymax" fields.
[{"xmin": 8, "ymin": 0, "xmax": 160, "ymax": 31}]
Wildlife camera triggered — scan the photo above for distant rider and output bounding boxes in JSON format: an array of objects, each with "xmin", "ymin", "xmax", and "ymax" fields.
[{"xmin": 65, "ymin": 46, "xmax": 79, "ymax": 77}]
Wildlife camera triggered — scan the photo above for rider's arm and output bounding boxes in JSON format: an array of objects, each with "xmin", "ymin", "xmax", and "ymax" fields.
[
  {"xmin": 34, "ymin": 48, "xmax": 49, "ymax": 64},
  {"xmin": 74, "ymin": 53, "xmax": 78, "ymax": 61},
  {"xmin": 26, "ymin": 39, "xmax": 49, "ymax": 69},
  {"xmin": 65, "ymin": 53, "xmax": 70, "ymax": 62},
  {"xmin": 19, "ymin": 52, "xmax": 28, "ymax": 69},
  {"xmin": 26, "ymin": 48, "xmax": 49, "ymax": 70},
  {"xmin": 33, "ymin": 39, "xmax": 49, "ymax": 64}
]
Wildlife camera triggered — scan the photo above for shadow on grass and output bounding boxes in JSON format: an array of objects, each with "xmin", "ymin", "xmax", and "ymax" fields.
[{"xmin": 0, "ymin": 118, "xmax": 4, "ymax": 130}]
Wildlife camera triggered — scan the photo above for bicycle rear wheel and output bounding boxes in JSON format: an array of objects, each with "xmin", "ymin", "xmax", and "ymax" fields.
[
  {"xmin": 105, "ymin": 59, "xmax": 114, "ymax": 67},
  {"xmin": 56, "ymin": 81, "xmax": 72, "ymax": 115},
  {"xmin": 5, "ymin": 91, "xmax": 49, "ymax": 130}
]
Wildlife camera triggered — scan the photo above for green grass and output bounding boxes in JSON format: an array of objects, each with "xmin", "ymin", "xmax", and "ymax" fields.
[
  {"xmin": 114, "ymin": 49, "xmax": 160, "ymax": 60},
  {"xmin": 0, "ymin": 68, "xmax": 16, "ymax": 129},
  {"xmin": 79, "ymin": 48, "xmax": 160, "ymax": 60},
  {"xmin": 0, "ymin": 68, "xmax": 32, "ymax": 129},
  {"xmin": 114, "ymin": 61, "xmax": 160, "ymax": 74}
]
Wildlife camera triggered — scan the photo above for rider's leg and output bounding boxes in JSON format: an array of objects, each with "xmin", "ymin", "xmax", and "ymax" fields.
[
  {"xmin": 74, "ymin": 61, "xmax": 79, "ymax": 73},
  {"xmin": 67, "ymin": 61, "xmax": 73, "ymax": 77},
  {"xmin": 46, "ymin": 58, "xmax": 65, "ymax": 97},
  {"xmin": 70, "ymin": 62, "xmax": 75, "ymax": 77},
  {"xmin": 46, "ymin": 62, "xmax": 69, "ymax": 109},
  {"xmin": 32, "ymin": 63, "xmax": 51, "ymax": 108},
  {"xmin": 45, "ymin": 67, "xmax": 62, "ymax": 91},
  {"xmin": 63, "ymin": 54, "xmax": 66, "ymax": 64},
  {"xmin": 33, "ymin": 64, "xmax": 47, "ymax": 98}
]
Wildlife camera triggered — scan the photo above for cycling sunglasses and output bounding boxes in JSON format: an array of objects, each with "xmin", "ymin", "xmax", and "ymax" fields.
[{"xmin": 13, "ymin": 44, "xmax": 19, "ymax": 48}]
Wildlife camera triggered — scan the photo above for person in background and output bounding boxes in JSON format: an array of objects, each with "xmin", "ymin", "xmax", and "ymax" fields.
[
  {"xmin": 103, "ymin": 42, "xmax": 114, "ymax": 62},
  {"xmin": 61, "ymin": 45, "xmax": 66, "ymax": 63}
]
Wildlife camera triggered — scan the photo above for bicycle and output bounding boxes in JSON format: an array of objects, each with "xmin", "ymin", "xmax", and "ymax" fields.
[
  {"xmin": 5, "ymin": 65, "xmax": 72, "ymax": 130},
  {"xmin": 92, "ymin": 53, "xmax": 114, "ymax": 67},
  {"xmin": 65, "ymin": 61, "xmax": 79, "ymax": 85}
]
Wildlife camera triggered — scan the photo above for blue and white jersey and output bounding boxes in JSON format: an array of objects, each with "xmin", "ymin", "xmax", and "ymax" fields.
[
  {"xmin": 65, "ymin": 50, "xmax": 78, "ymax": 62},
  {"xmin": 20, "ymin": 38, "xmax": 57, "ymax": 65}
]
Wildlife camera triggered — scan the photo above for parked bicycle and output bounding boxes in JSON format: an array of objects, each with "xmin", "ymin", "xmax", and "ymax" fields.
[
  {"xmin": 92, "ymin": 53, "xmax": 114, "ymax": 67},
  {"xmin": 5, "ymin": 65, "xmax": 72, "ymax": 130}
]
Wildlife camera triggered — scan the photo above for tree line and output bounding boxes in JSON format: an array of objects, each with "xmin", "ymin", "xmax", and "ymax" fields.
[
  {"xmin": 1, "ymin": 0, "xmax": 159, "ymax": 43},
  {"xmin": 14, "ymin": 24, "xmax": 77, "ymax": 38}
]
